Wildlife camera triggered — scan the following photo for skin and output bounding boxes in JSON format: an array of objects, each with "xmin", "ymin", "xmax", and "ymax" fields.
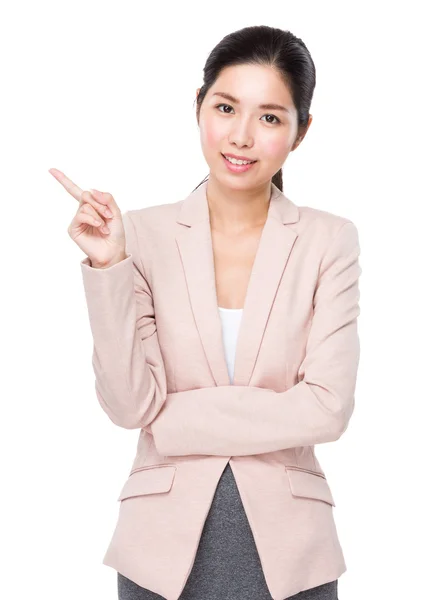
[
  {"xmin": 49, "ymin": 63, "xmax": 312, "ymax": 278},
  {"xmin": 48, "ymin": 168, "xmax": 127, "ymax": 268},
  {"xmin": 196, "ymin": 63, "xmax": 313, "ymax": 236}
]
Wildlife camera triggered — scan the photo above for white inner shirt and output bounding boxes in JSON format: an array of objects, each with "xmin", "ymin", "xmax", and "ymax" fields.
[{"xmin": 218, "ymin": 306, "xmax": 243, "ymax": 384}]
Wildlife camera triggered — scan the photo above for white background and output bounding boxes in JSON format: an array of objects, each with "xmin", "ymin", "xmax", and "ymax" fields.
[{"xmin": 1, "ymin": 1, "xmax": 443, "ymax": 599}]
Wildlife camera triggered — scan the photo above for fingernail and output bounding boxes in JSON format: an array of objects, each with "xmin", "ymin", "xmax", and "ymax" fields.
[
  {"xmin": 105, "ymin": 208, "xmax": 113, "ymax": 218},
  {"xmin": 90, "ymin": 188, "xmax": 102, "ymax": 198}
]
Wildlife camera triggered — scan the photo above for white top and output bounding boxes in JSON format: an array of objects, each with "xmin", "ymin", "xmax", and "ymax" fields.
[{"xmin": 218, "ymin": 307, "xmax": 243, "ymax": 384}]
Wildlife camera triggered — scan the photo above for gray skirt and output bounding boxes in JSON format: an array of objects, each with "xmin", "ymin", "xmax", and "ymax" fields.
[{"xmin": 117, "ymin": 463, "xmax": 339, "ymax": 600}]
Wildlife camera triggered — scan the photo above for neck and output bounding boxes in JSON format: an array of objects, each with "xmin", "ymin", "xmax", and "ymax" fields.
[{"xmin": 206, "ymin": 174, "xmax": 272, "ymax": 235}]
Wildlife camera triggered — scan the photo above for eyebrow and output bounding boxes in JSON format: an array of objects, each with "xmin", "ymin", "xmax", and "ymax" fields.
[{"xmin": 211, "ymin": 91, "xmax": 290, "ymax": 114}]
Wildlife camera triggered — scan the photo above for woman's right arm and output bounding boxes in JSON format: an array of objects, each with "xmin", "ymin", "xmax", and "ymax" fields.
[
  {"xmin": 49, "ymin": 168, "xmax": 167, "ymax": 429},
  {"xmin": 80, "ymin": 211, "xmax": 168, "ymax": 429}
]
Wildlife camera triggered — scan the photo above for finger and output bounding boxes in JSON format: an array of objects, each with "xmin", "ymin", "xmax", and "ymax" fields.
[
  {"xmin": 82, "ymin": 190, "xmax": 114, "ymax": 219},
  {"xmin": 90, "ymin": 189, "xmax": 119, "ymax": 216},
  {"xmin": 81, "ymin": 203, "xmax": 111, "ymax": 234},
  {"xmin": 74, "ymin": 211, "xmax": 106, "ymax": 230},
  {"xmin": 80, "ymin": 202, "xmax": 106, "ymax": 226},
  {"xmin": 49, "ymin": 168, "xmax": 83, "ymax": 202},
  {"xmin": 76, "ymin": 205, "xmax": 110, "ymax": 233},
  {"xmin": 89, "ymin": 188, "xmax": 114, "ymax": 219}
]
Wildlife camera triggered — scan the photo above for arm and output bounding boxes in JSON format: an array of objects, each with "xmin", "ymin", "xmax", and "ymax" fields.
[
  {"xmin": 80, "ymin": 211, "xmax": 167, "ymax": 429},
  {"xmin": 150, "ymin": 221, "xmax": 361, "ymax": 456}
]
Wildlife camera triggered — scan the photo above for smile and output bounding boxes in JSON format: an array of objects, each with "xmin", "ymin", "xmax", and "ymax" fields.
[{"xmin": 221, "ymin": 153, "xmax": 258, "ymax": 173}]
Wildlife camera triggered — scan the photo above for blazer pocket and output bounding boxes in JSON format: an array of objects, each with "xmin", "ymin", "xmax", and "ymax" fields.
[
  {"xmin": 117, "ymin": 465, "xmax": 176, "ymax": 501},
  {"xmin": 285, "ymin": 466, "xmax": 336, "ymax": 507}
]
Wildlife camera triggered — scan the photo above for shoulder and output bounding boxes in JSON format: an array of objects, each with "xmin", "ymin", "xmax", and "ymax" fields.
[
  {"xmin": 298, "ymin": 205, "xmax": 355, "ymax": 235},
  {"xmin": 298, "ymin": 204, "xmax": 358, "ymax": 240},
  {"xmin": 294, "ymin": 205, "xmax": 359, "ymax": 256},
  {"xmin": 124, "ymin": 199, "xmax": 180, "ymax": 231},
  {"xmin": 120, "ymin": 200, "xmax": 182, "ymax": 270}
]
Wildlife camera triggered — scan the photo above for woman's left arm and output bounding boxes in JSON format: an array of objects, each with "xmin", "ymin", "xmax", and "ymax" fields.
[{"xmin": 149, "ymin": 221, "xmax": 362, "ymax": 456}]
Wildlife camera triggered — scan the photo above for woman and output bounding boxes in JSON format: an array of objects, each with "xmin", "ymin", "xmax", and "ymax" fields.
[{"xmin": 50, "ymin": 25, "xmax": 360, "ymax": 600}]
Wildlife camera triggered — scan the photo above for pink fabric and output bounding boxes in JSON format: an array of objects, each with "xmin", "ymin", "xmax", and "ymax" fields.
[{"xmin": 80, "ymin": 179, "xmax": 361, "ymax": 600}]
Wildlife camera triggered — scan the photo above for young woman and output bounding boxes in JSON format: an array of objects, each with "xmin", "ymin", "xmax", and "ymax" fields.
[{"xmin": 50, "ymin": 25, "xmax": 360, "ymax": 600}]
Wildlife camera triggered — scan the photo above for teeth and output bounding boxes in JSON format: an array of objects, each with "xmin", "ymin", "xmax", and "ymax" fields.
[{"xmin": 224, "ymin": 155, "xmax": 255, "ymax": 165}]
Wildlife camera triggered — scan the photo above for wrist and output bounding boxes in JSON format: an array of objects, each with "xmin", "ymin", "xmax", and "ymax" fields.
[{"xmin": 90, "ymin": 252, "xmax": 128, "ymax": 269}]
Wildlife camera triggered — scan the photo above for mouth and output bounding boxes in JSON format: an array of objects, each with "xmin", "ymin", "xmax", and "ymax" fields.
[{"xmin": 221, "ymin": 153, "xmax": 258, "ymax": 173}]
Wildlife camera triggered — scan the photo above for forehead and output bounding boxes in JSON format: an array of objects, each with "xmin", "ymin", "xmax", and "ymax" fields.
[{"xmin": 207, "ymin": 64, "xmax": 295, "ymax": 109}]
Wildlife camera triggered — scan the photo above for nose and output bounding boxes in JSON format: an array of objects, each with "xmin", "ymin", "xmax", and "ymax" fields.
[{"xmin": 228, "ymin": 117, "xmax": 254, "ymax": 149}]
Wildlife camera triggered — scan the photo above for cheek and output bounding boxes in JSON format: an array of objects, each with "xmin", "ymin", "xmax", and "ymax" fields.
[
  {"xmin": 200, "ymin": 118, "xmax": 224, "ymax": 150},
  {"xmin": 264, "ymin": 138, "xmax": 289, "ymax": 161}
]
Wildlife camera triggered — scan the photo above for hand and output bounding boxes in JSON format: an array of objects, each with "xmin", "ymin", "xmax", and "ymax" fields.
[{"xmin": 49, "ymin": 168, "xmax": 127, "ymax": 268}]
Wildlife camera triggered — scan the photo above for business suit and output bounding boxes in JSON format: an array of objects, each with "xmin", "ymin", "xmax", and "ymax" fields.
[{"xmin": 80, "ymin": 179, "xmax": 361, "ymax": 600}]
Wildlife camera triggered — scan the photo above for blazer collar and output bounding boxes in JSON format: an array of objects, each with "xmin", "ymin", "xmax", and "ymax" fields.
[{"xmin": 175, "ymin": 178, "xmax": 300, "ymax": 387}]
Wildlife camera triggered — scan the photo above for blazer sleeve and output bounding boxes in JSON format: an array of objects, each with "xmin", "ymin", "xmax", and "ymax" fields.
[
  {"xmin": 80, "ymin": 211, "xmax": 168, "ymax": 428},
  {"xmin": 150, "ymin": 221, "xmax": 361, "ymax": 456}
]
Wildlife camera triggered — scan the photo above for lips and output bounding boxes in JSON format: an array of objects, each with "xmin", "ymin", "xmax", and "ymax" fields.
[
  {"xmin": 221, "ymin": 153, "xmax": 258, "ymax": 173},
  {"xmin": 222, "ymin": 153, "xmax": 258, "ymax": 163}
]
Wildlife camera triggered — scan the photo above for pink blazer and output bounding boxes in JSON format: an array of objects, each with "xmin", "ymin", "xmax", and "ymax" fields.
[{"xmin": 80, "ymin": 179, "xmax": 361, "ymax": 600}]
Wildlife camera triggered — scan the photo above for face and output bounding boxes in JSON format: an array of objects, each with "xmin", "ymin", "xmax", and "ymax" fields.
[{"xmin": 196, "ymin": 64, "xmax": 311, "ymax": 190}]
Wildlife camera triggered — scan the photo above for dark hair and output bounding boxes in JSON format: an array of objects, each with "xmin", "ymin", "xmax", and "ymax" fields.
[{"xmin": 193, "ymin": 25, "xmax": 316, "ymax": 193}]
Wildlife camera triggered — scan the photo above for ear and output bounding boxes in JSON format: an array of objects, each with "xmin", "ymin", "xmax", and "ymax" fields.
[
  {"xmin": 291, "ymin": 136, "xmax": 302, "ymax": 152},
  {"xmin": 195, "ymin": 89, "xmax": 201, "ymax": 126},
  {"xmin": 291, "ymin": 114, "xmax": 313, "ymax": 151}
]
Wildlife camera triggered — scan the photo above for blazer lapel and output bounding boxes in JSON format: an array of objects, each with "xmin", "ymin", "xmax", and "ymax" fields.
[{"xmin": 175, "ymin": 178, "xmax": 300, "ymax": 388}]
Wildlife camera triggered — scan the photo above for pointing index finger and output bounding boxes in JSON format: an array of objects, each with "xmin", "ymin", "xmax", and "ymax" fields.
[{"xmin": 48, "ymin": 168, "xmax": 83, "ymax": 202}]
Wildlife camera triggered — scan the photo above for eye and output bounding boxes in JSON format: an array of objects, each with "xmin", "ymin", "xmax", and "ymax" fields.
[
  {"xmin": 215, "ymin": 103, "xmax": 234, "ymax": 115},
  {"xmin": 260, "ymin": 114, "xmax": 281, "ymax": 125},
  {"xmin": 214, "ymin": 104, "xmax": 281, "ymax": 125}
]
